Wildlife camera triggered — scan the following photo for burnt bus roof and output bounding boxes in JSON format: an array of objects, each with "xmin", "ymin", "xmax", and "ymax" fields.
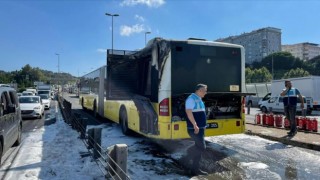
[{"xmin": 106, "ymin": 38, "xmax": 245, "ymax": 99}]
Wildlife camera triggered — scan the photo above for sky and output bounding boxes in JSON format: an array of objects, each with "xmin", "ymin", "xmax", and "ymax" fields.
[{"xmin": 1, "ymin": 0, "xmax": 320, "ymax": 77}]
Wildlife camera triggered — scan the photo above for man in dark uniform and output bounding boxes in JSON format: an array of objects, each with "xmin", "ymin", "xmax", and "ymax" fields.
[{"xmin": 280, "ymin": 80, "xmax": 304, "ymax": 137}]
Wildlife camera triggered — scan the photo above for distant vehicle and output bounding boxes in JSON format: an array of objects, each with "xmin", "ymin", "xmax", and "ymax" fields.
[
  {"xmin": 258, "ymin": 93, "xmax": 271, "ymax": 108},
  {"xmin": 270, "ymin": 76, "xmax": 320, "ymax": 111},
  {"xmin": 245, "ymin": 83, "xmax": 271, "ymax": 107},
  {"xmin": 0, "ymin": 84, "xmax": 10, "ymax": 87},
  {"xmin": 22, "ymin": 91, "xmax": 35, "ymax": 96},
  {"xmin": 259, "ymin": 95, "xmax": 310, "ymax": 114},
  {"xmin": 39, "ymin": 94, "xmax": 51, "ymax": 110},
  {"xmin": 19, "ymin": 96, "xmax": 44, "ymax": 119},
  {"xmin": 17, "ymin": 93, "xmax": 22, "ymax": 97},
  {"xmin": 26, "ymin": 88, "xmax": 37, "ymax": 95},
  {"xmin": 0, "ymin": 87, "xmax": 22, "ymax": 164},
  {"xmin": 37, "ymin": 84, "xmax": 53, "ymax": 99}
]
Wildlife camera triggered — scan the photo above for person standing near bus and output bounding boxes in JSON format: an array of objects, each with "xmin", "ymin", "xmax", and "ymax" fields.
[
  {"xmin": 280, "ymin": 80, "xmax": 304, "ymax": 137},
  {"xmin": 185, "ymin": 84, "xmax": 208, "ymax": 175}
]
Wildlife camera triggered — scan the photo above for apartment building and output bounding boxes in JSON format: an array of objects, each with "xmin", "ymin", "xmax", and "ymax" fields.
[
  {"xmin": 216, "ymin": 27, "xmax": 282, "ymax": 64},
  {"xmin": 282, "ymin": 42, "xmax": 320, "ymax": 61}
]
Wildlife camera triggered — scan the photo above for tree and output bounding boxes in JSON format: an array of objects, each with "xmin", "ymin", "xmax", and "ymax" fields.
[
  {"xmin": 282, "ymin": 68, "xmax": 310, "ymax": 79},
  {"xmin": 245, "ymin": 67, "xmax": 272, "ymax": 83}
]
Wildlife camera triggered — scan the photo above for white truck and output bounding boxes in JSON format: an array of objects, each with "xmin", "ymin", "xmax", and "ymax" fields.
[
  {"xmin": 37, "ymin": 84, "xmax": 53, "ymax": 99},
  {"xmin": 270, "ymin": 76, "xmax": 320, "ymax": 111}
]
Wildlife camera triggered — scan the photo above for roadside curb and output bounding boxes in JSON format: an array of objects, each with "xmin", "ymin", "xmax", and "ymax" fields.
[
  {"xmin": 246, "ymin": 122, "xmax": 320, "ymax": 135},
  {"xmin": 245, "ymin": 129, "xmax": 320, "ymax": 151}
]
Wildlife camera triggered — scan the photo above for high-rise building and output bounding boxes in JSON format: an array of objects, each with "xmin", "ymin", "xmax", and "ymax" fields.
[
  {"xmin": 216, "ymin": 27, "xmax": 282, "ymax": 64},
  {"xmin": 282, "ymin": 42, "xmax": 320, "ymax": 61}
]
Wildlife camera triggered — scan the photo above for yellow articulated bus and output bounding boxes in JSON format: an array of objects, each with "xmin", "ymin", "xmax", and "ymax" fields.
[{"xmin": 79, "ymin": 38, "xmax": 251, "ymax": 139}]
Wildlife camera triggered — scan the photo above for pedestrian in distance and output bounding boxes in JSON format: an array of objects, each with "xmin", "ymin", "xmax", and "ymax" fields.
[
  {"xmin": 280, "ymin": 80, "xmax": 304, "ymax": 137},
  {"xmin": 185, "ymin": 84, "xmax": 208, "ymax": 176}
]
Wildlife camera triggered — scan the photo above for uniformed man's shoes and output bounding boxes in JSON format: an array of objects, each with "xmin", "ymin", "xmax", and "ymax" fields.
[{"xmin": 288, "ymin": 130, "xmax": 297, "ymax": 137}]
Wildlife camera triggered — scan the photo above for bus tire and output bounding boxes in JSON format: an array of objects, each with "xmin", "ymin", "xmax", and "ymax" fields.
[
  {"xmin": 0, "ymin": 140, "xmax": 3, "ymax": 165},
  {"xmin": 81, "ymin": 98, "xmax": 86, "ymax": 110},
  {"xmin": 120, "ymin": 107, "xmax": 131, "ymax": 135},
  {"xmin": 93, "ymin": 100, "xmax": 98, "ymax": 117}
]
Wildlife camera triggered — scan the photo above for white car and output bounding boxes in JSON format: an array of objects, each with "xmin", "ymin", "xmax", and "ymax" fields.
[
  {"xmin": 259, "ymin": 95, "xmax": 309, "ymax": 114},
  {"xmin": 19, "ymin": 96, "xmax": 44, "ymax": 119},
  {"xmin": 22, "ymin": 91, "xmax": 35, "ymax": 96},
  {"xmin": 39, "ymin": 94, "xmax": 51, "ymax": 110}
]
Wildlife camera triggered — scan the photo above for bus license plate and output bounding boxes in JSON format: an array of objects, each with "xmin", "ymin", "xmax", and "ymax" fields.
[{"xmin": 207, "ymin": 122, "xmax": 218, "ymax": 129}]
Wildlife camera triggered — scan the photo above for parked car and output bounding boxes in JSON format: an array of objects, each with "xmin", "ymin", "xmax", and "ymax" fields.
[
  {"xmin": 0, "ymin": 87, "xmax": 22, "ymax": 164},
  {"xmin": 19, "ymin": 96, "xmax": 44, "ymax": 119},
  {"xmin": 39, "ymin": 94, "xmax": 51, "ymax": 110},
  {"xmin": 259, "ymin": 95, "xmax": 311, "ymax": 114}
]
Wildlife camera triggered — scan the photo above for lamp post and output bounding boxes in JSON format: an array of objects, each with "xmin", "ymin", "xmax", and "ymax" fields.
[
  {"xmin": 272, "ymin": 55, "xmax": 274, "ymax": 80},
  {"xmin": 55, "ymin": 53, "xmax": 60, "ymax": 93},
  {"xmin": 105, "ymin": 13, "xmax": 119, "ymax": 54},
  {"xmin": 145, "ymin": 31, "xmax": 151, "ymax": 46}
]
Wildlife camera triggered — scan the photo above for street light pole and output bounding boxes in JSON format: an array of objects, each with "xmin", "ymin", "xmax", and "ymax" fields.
[
  {"xmin": 272, "ymin": 55, "xmax": 274, "ymax": 80},
  {"xmin": 55, "ymin": 53, "xmax": 60, "ymax": 92},
  {"xmin": 145, "ymin": 31, "xmax": 151, "ymax": 46},
  {"xmin": 105, "ymin": 13, "xmax": 119, "ymax": 54}
]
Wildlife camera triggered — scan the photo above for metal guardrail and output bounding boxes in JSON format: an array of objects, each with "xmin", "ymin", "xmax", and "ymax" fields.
[{"xmin": 57, "ymin": 96, "xmax": 130, "ymax": 180}]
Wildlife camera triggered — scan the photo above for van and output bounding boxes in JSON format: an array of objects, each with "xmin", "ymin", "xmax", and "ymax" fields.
[
  {"xmin": 259, "ymin": 95, "xmax": 311, "ymax": 115},
  {"xmin": 0, "ymin": 87, "xmax": 22, "ymax": 165}
]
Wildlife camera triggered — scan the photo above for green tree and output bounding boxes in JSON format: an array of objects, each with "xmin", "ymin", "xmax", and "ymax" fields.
[
  {"xmin": 246, "ymin": 67, "xmax": 272, "ymax": 83},
  {"xmin": 282, "ymin": 68, "xmax": 310, "ymax": 79},
  {"xmin": 0, "ymin": 70, "xmax": 12, "ymax": 83}
]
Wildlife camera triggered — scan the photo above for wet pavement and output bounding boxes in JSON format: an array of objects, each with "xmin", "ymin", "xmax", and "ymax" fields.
[
  {"xmin": 245, "ymin": 123, "xmax": 320, "ymax": 151},
  {"xmin": 61, "ymin": 93, "xmax": 320, "ymax": 179}
]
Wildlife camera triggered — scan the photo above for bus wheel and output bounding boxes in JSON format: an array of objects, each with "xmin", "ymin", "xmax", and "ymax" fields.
[
  {"xmin": 81, "ymin": 98, "xmax": 86, "ymax": 110},
  {"xmin": 0, "ymin": 140, "xmax": 3, "ymax": 165},
  {"xmin": 120, "ymin": 108, "xmax": 130, "ymax": 135},
  {"xmin": 93, "ymin": 100, "xmax": 98, "ymax": 117}
]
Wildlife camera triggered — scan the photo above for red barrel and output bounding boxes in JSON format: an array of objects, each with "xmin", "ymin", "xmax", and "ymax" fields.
[
  {"xmin": 265, "ymin": 114, "xmax": 270, "ymax": 126},
  {"xmin": 255, "ymin": 114, "xmax": 261, "ymax": 125},
  {"xmin": 305, "ymin": 118, "xmax": 313, "ymax": 131},
  {"xmin": 299, "ymin": 117, "xmax": 306, "ymax": 130},
  {"xmin": 312, "ymin": 118, "xmax": 318, "ymax": 132},
  {"xmin": 268, "ymin": 114, "xmax": 275, "ymax": 126},
  {"xmin": 262, "ymin": 114, "xmax": 267, "ymax": 126},
  {"xmin": 284, "ymin": 117, "xmax": 290, "ymax": 129},
  {"xmin": 275, "ymin": 115, "xmax": 283, "ymax": 128},
  {"xmin": 296, "ymin": 116, "xmax": 300, "ymax": 127}
]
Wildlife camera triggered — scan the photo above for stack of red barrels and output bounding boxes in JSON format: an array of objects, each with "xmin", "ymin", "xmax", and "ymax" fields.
[{"xmin": 254, "ymin": 113, "xmax": 318, "ymax": 132}]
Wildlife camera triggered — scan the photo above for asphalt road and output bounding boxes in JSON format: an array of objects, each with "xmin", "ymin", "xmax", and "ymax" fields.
[{"xmin": 0, "ymin": 101, "xmax": 57, "ymax": 179}]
